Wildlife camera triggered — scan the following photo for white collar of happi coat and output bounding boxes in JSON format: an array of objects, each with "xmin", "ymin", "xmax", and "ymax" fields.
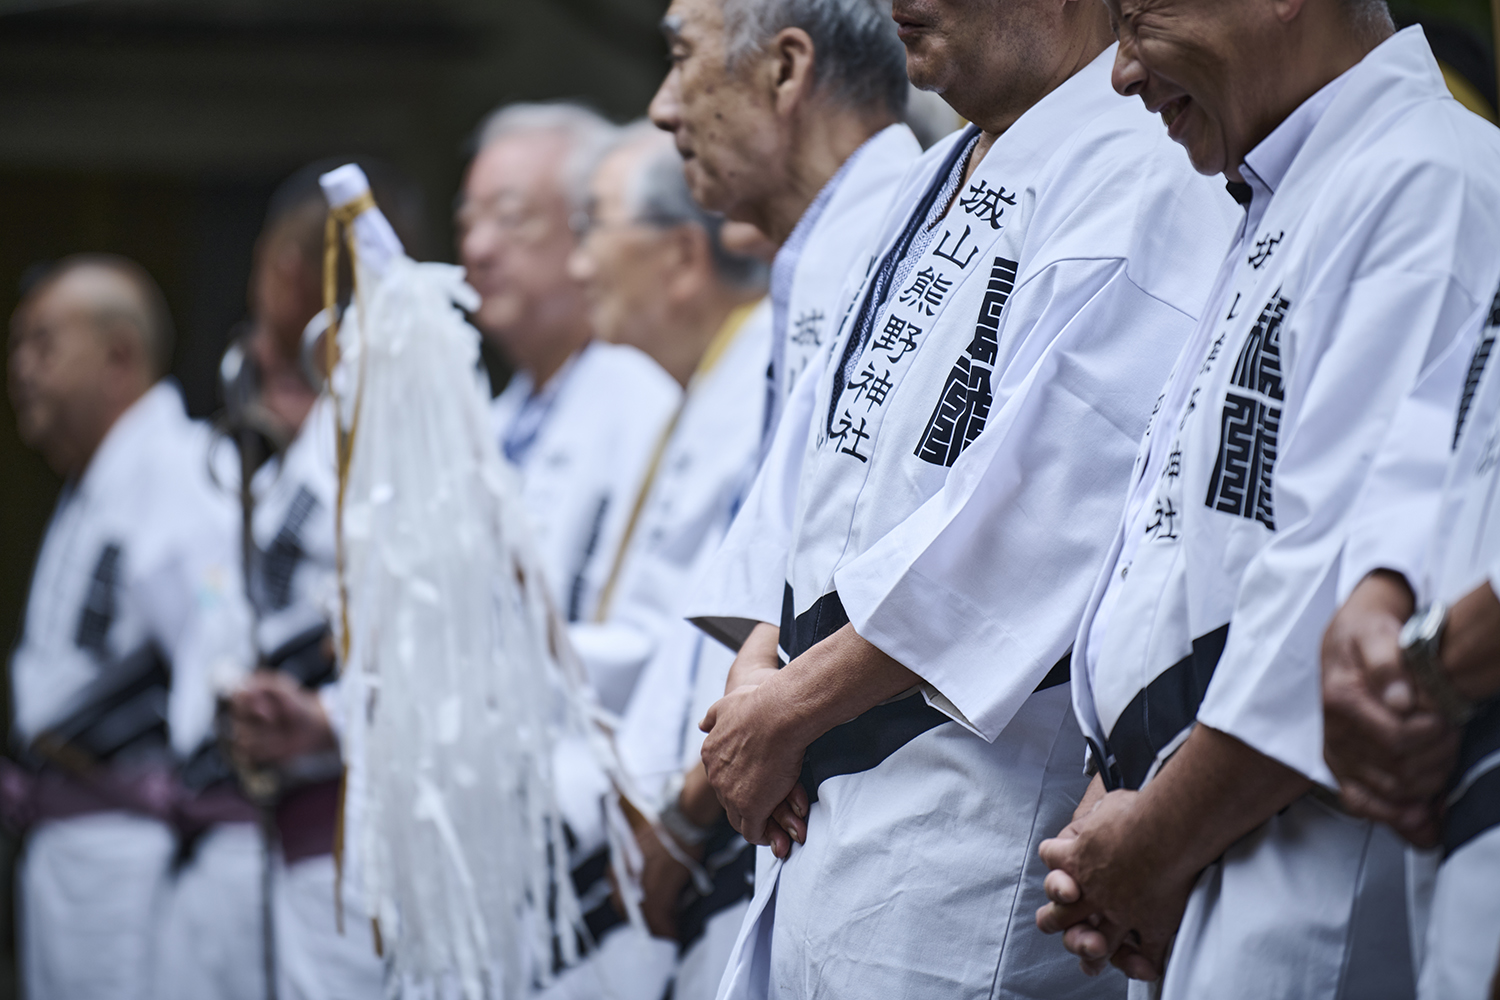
[
  {"xmin": 771, "ymin": 125, "xmax": 923, "ymax": 414},
  {"xmin": 75, "ymin": 379, "xmax": 188, "ymax": 504}
]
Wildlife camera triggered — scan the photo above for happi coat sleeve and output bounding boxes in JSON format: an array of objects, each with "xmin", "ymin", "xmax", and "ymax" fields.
[{"xmin": 1196, "ymin": 154, "xmax": 1500, "ymax": 785}]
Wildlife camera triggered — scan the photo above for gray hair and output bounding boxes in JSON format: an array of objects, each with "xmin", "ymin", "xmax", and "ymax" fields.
[
  {"xmin": 473, "ymin": 101, "xmax": 617, "ymax": 212},
  {"xmin": 720, "ymin": 0, "xmax": 908, "ymax": 117},
  {"xmin": 1342, "ymin": 0, "xmax": 1394, "ymax": 36},
  {"xmin": 613, "ymin": 122, "xmax": 768, "ymax": 292}
]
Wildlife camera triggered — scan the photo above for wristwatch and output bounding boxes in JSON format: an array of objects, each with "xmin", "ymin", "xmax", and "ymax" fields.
[
  {"xmin": 1399, "ymin": 601, "xmax": 1474, "ymax": 727},
  {"xmin": 658, "ymin": 770, "xmax": 711, "ymax": 847}
]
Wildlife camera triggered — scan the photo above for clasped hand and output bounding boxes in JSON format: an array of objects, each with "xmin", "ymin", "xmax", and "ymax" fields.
[
  {"xmin": 699, "ymin": 629, "xmax": 809, "ymax": 859},
  {"xmin": 1321, "ymin": 571, "xmax": 1458, "ymax": 847},
  {"xmin": 1036, "ymin": 781, "xmax": 1193, "ymax": 982}
]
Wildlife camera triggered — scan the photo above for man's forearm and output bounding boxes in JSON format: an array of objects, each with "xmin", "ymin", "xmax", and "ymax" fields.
[
  {"xmin": 1444, "ymin": 582, "xmax": 1500, "ymax": 703},
  {"xmin": 1130, "ymin": 724, "xmax": 1311, "ymax": 883},
  {"xmin": 774, "ymin": 622, "xmax": 920, "ymax": 747},
  {"xmin": 726, "ymin": 621, "xmax": 782, "ymax": 693}
]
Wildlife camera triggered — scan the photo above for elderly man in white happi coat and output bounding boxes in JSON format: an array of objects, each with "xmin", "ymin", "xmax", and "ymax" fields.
[
  {"xmin": 1319, "ymin": 278, "xmax": 1500, "ymax": 999},
  {"xmin": 1036, "ymin": 5, "xmax": 1500, "ymax": 999},
  {"xmin": 631, "ymin": 0, "xmax": 920, "ymax": 990},
  {"xmin": 530, "ymin": 124, "xmax": 771, "ymax": 1000},
  {"xmin": 5, "ymin": 255, "xmax": 250, "ymax": 1000},
  {"xmin": 461, "ymin": 103, "xmax": 681, "ymax": 639},
  {"xmin": 678, "ymin": 0, "xmax": 1239, "ymax": 994}
]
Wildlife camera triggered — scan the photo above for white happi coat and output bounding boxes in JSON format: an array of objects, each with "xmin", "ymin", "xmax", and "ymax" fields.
[
  {"xmin": 690, "ymin": 47, "xmax": 1239, "ymax": 999},
  {"xmin": 540, "ymin": 303, "xmax": 771, "ymax": 1000},
  {"xmin": 762, "ymin": 125, "xmax": 923, "ymax": 447},
  {"xmin": 10, "ymin": 381, "xmax": 247, "ymax": 1000},
  {"xmin": 1370, "ymin": 283, "xmax": 1500, "ymax": 1000},
  {"xmin": 1071, "ymin": 28, "xmax": 1500, "ymax": 1000},
  {"xmin": 491, "ymin": 339, "xmax": 680, "ymax": 625}
]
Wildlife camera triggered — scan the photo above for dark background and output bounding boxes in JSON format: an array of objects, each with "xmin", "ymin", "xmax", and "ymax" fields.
[{"xmin": 0, "ymin": 0, "xmax": 1493, "ymax": 995}]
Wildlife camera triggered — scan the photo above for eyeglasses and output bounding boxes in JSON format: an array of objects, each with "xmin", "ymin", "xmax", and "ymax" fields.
[{"xmin": 569, "ymin": 208, "xmax": 682, "ymax": 239}]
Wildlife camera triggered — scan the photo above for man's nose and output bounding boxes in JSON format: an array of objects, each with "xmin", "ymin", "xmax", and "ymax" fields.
[
  {"xmin": 648, "ymin": 70, "xmax": 681, "ymax": 132},
  {"xmin": 566, "ymin": 242, "xmax": 595, "ymax": 285},
  {"xmin": 1112, "ymin": 40, "xmax": 1148, "ymax": 98},
  {"xmin": 459, "ymin": 223, "xmax": 496, "ymax": 272}
]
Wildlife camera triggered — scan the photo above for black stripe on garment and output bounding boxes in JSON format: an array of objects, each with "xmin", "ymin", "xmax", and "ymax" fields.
[
  {"xmin": 550, "ymin": 843, "xmax": 625, "ymax": 974},
  {"xmin": 1102, "ymin": 623, "xmax": 1230, "ymax": 791},
  {"xmin": 675, "ymin": 823, "xmax": 755, "ymax": 954},
  {"xmin": 781, "ymin": 585, "xmax": 1072, "ymax": 804},
  {"xmin": 1445, "ymin": 696, "xmax": 1500, "ymax": 859}
]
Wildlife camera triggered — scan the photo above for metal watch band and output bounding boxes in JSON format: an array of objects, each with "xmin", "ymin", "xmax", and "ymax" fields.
[
  {"xmin": 659, "ymin": 772, "xmax": 711, "ymax": 846},
  {"xmin": 1400, "ymin": 602, "xmax": 1474, "ymax": 727}
]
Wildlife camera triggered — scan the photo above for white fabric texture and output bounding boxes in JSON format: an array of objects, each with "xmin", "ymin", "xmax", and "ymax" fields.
[
  {"xmin": 699, "ymin": 44, "xmax": 1237, "ymax": 1000},
  {"xmin": 1419, "ymin": 828, "xmax": 1500, "ymax": 1000},
  {"xmin": 1070, "ymin": 26, "xmax": 1500, "ymax": 1000},
  {"xmin": 490, "ymin": 341, "xmax": 680, "ymax": 624},
  {"xmin": 155, "ymin": 822, "xmax": 267, "ymax": 1000},
  {"xmin": 21, "ymin": 814, "xmax": 176, "ymax": 1000},
  {"xmin": 276, "ymin": 854, "xmax": 388, "ymax": 1000}
]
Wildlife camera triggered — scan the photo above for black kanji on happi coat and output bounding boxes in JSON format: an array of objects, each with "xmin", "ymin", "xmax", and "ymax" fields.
[
  {"xmin": 958, "ymin": 180, "xmax": 1016, "ymax": 230},
  {"xmin": 791, "ymin": 309, "xmax": 825, "ymax": 347},
  {"xmin": 1454, "ymin": 283, "xmax": 1500, "ymax": 449},
  {"xmin": 830, "ymin": 410, "xmax": 873, "ymax": 462},
  {"xmin": 257, "ymin": 486, "xmax": 319, "ymax": 612},
  {"xmin": 76, "ymin": 542, "xmax": 123, "ymax": 654},
  {"xmin": 899, "ymin": 267, "xmax": 953, "ymax": 317},
  {"xmin": 1248, "ymin": 231, "xmax": 1283, "ymax": 270},
  {"xmin": 1206, "ymin": 291, "xmax": 1289, "ymax": 530},
  {"xmin": 914, "ymin": 257, "xmax": 1019, "ymax": 467},
  {"xmin": 847, "ymin": 363, "xmax": 895, "ymax": 411},
  {"xmin": 874, "ymin": 315, "xmax": 922, "ymax": 363}
]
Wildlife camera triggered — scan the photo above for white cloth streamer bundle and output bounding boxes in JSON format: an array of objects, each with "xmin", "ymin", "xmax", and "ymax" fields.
[{"xmin": 319, "ymin": 165, "xmax": 639, "ymax": 1000}]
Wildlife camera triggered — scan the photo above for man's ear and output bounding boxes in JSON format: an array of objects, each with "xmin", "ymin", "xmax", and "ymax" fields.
[
  {"xmin": 1270, "ymin": 0, "xmax": 1307, "ymax": 24},
  {"xmin": 767, "ymin": 26, "xmax": 817, "ymax": 117},
  {"xmin": 664, "ymin": 224, "xmax": 714, "ymax": 301}
]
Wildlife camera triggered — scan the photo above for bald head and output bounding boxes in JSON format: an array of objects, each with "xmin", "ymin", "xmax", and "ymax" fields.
[
  {"xmin": 30, "ymin": 255, "xmax": 175, "ymax": 378},
  {"xmin": 9, "ymin": 254, "xmax": 174, "ymax": 476}
]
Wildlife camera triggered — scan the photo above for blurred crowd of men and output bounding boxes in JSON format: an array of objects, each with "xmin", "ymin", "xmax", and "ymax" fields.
[{"xmin": 7, "ymin": 0, "xmax": 1500, "ymax": 998}]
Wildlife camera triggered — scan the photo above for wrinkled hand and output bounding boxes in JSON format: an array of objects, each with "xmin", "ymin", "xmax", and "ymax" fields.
[
  {"xmin": 1037, "ymin": 789, "xmax": 1192, "ymax": 981},
  {"xmin": 700, "ymin": 676, "xmax": 808, "ymax": 859},
  {"xmin": 229, "ymin": 671, "xmax": 336, "ymax": 766},
  {"xmin": 1322, "ymin": 572, "xmax": 1457, "ymax": 846}
]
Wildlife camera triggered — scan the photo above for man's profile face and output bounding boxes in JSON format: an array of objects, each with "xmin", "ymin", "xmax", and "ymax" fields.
[
  {"xmin": 1105, "ymin": 0, "xmax": 1247, "ymax": 176},
  {"xmin": 8, "ymin": 271, "xmax": 117, "ymax": 469},
  {"xmin": 568, "ymin": 144, "xmax": 676, "ymax": 354},
  {"xmin": 650, "ymin": 0, "xmax": 781, "ymax": 221},
  {"xmin": 456, "ymin": 130, "xmax": 583, "ymax": 364}
]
